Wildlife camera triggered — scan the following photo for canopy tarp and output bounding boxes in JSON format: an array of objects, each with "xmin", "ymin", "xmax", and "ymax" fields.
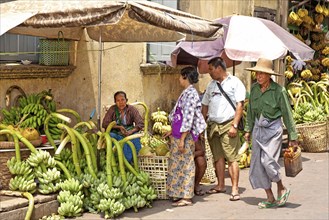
[{"xmin": 0, "ymin": 0, "xmax": 223, "ymax": 42}]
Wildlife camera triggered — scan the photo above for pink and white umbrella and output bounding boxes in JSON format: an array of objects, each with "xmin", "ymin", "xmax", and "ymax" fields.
[{"xmin": 170, "ymin": 15, "xmax": 315, "ymax": 73}]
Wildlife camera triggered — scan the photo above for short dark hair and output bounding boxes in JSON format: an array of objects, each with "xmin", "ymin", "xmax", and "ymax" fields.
[
  {"xmin": 181, "ymin": 66, "xmax": 199, "ymax": 84},
  {"xmin": 114, "ymin": 91, "xmax": 128, "ymax": 102},
  {"xmin": 208, "ymin": 57, "xmax": 226, "ymax": 71}
]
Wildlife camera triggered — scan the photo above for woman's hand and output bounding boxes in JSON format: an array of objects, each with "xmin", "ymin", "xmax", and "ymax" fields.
[{"xmin": 119, "ymin": 126, "xmax": 128, "ymax": 136}]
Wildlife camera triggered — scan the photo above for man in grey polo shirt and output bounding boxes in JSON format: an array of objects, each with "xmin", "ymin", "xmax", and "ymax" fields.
[{"xmin": 202, "ymin": 57, "xmax": 246, "ymax": 201}]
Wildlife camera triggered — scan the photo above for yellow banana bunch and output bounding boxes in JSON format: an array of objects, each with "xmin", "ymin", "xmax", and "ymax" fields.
[
  {"xmin": 301, "ymin": 69, "xmax": 313, "ymax": 79},
  {"xmin": 297, "ymin": 8, "xmax": 308, "ymax": 18},
  {"xmin": 285, "ymin": 55, "xmax": 294, "ymax": 64},
  {"xmin": 316, "ymin": 3, "xmax": 324, "ymax": 14},
  {"xmin": 285, "ymin": 70, "xmax": 294, "ymax": 79},
  {"xmin": 321, "ymin": 57, "xmax": 329, "ymax": 67},
  {"xmin": 151, "ymin": 108, "xmax": 168, "ymax": 123},
  {"xmin": 322, "ymin": 47, "xmax": 329, "ymax": 55},
  {"xmin": 321, "ymin": 73, "xmax": 329, "ymax": 81}
]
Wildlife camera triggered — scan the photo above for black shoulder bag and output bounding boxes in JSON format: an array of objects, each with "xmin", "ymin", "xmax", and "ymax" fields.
[{"xmin": 216, "ymin": 82, "xmax": 244, "ymax": 131}]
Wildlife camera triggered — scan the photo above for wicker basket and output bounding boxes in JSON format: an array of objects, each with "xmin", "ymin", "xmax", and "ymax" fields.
[
  {"xmin": 0, "ymin": 139, "xmax": 50, "ymax": 190},
  {"xmin": 138, "ymin": 156, "xmax": 168, "ymax": 199},
  {"xmin": 39, "ymin": 31, "xmax": 70, "ymax": 66},
  {"xmin": 296, "ymin": 121, "xmax": 328, "ymax": 153}
]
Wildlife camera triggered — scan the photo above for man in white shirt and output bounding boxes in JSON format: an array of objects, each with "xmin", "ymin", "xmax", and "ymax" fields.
[{"xmin": 202, "ymin": 57, "xmax": 246, "ymax": 201}]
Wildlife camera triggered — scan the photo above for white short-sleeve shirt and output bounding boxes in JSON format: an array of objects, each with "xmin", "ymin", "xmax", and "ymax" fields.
[{"xmin": 202, "ymin": 74, "xmax": 246, "ymax": 124}]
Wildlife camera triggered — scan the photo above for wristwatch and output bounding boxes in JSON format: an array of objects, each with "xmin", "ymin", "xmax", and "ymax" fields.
[{"xmin": 232, "ymin": 124, "xmax": 238, "ymax": 129}]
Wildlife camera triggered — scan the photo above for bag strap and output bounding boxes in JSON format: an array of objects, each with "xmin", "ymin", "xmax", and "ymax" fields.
[{"xmin": 216, "ymin": 82, "xmax": 236, "ymax": 111}]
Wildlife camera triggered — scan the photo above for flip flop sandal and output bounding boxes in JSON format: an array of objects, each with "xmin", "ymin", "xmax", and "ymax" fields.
[
  {"xmin": 194, "ymin": 189, "xmax": 205, "ymax": 196},
  {"xmin": 229, "ymin": 194, "xmax": 240, "ymax": 201},
  {"xmin": 277, "ymin": 188, "xmax": 291, "ymax": 207},
  {"xmin": 206, "ymin": 188, "xmax": 226, "ymax": 194},
  {"xmin": 172, "ymin": 199, "xmax": 192, "ymax": 207},
  {"xmin": 258, "ymin": 201, "xmax": 277, "ymax": 209}
]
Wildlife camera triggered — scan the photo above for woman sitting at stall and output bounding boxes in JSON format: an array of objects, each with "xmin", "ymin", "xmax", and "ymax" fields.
[{"xmin": 102, "ymin": 91, "xmax": 144, "ymax": 163}]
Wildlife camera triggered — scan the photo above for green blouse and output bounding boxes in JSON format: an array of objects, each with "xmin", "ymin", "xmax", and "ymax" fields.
[{"xmin": 245, "ymin": 80, "xmax": 298, "ymax": 140}]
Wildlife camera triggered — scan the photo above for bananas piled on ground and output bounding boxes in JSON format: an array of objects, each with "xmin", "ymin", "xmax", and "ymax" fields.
[
  {"xmin": 98, "ymin": 198, "xmax": 125, "ymax": 219},
  {"xmin": 57, "ymin": 178, "xmax": 84, "ymax": 217}
]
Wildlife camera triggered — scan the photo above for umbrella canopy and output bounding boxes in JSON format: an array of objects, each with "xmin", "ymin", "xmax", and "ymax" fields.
[
  {"xmin": 0, "ymin": 0, "xmax": 223, "ymax": 42},
  {"xmin": 170, "ymin": 15, "xmax": 315, "ymax": 73}
]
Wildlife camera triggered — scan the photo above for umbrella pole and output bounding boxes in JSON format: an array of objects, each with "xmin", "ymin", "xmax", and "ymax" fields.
[
  {"xmin": 97, "ymin": 32, "xmax": 103, "ymax": 169},
  {"xmin": 233, "ymin": 60, "xmax": 236, "ymax": 75}
]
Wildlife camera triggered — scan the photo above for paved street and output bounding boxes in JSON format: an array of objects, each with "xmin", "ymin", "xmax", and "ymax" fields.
[{"xmin": 75, "ymin": 152, "xmax": 329, "ymax": 220}]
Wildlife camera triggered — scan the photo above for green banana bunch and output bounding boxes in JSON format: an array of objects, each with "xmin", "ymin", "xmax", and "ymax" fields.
[
  {"xmin": 38, "ymin": 182, "xmax": 60, "ymax": 194},
  {"xmin": 7, "ymin": 157, "xmax": 33, "ymax": 175},
  {"xmin": 35, "ymin": 167, "xmax": 61, "ymax": 184},
  {"xmin": 26, "ymin": 150, "xmax": 51, "ymax": 167},
  {"xmin": 135, "ymin": 195, "xmax": 147, "ymax": 209},
  {"xmin": 139, "ymin": 184, "xmax": 157, "ymax": 201},
  {"xmin": 57, "ymin": 191, "xmax": 84, "ymax": 206},
  {"xmin": 81, "ymin": 173, "xmax": 96, "ymax": 188},
  {"xmin": 9, "ymin": 174, "xmax": 36, "ymax": 192},
  {"xmin": 126, "ymin": 171, "xmax": 137, "ymax": 185},
  {"xmin": 122, "ymin": 196, "xmax": 136, "ymax": 209},
  {"xmin": 39, "ymin": 213, "xmax": 64, "ymax": 220},
  {"xmin": 1, "ymin": 107, "xmax": 21, "ymax": 125},
  {"xmin": 108, "ymin": 200, "xmax": 125, "ymax": 218},
  {"xmin": 112, "ymin": 175, "xmax": 123, "ymax": 188},
  {"xmin": 57, "ymin": 202, "xmax": 83, "ymax": 217},
  {"xmin": 98, "ymin": 198, "xmax": 113, "ymax": 211},
  {"xmin": 20, "ymin": 103, "xmax": 48, "ymax": 128},
  {"xmin": 59, "ymin": 178, "xmax": 83, "ymax": 193},
  {"xmin": 124, "ymin": 182, "xmax": 140, "ymax": 196},
  {"xmin": 89, "ymin": 190, "xmax": 101, "ymax": 206},
  {"xmin": 136, "ymin": 171, "xmax": 150, "ymax": 186}
]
